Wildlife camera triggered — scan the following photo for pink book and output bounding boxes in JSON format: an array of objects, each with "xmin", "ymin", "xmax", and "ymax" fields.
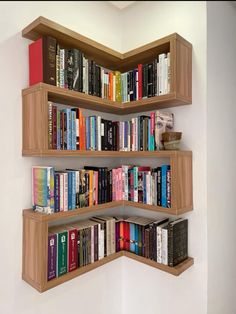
[{"xmin": 118, "ymin": 167, "xmax": 123, "ymax": 200}]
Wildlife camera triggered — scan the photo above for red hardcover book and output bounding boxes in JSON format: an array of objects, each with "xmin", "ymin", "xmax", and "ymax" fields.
[
  {"xmin": 138, "ymin": 64, "xmax": 142, "ymax": 100},
  {"xmin": 29, "ymin": 36, "xmax": 56, "ymax": 86},
  {"xmin": 67, "ymin": 227, "xmax": 78, "ymax": 272},
  {"xmin": 124, "ymin": 222, "xmax": 130, "ymax": 251}
]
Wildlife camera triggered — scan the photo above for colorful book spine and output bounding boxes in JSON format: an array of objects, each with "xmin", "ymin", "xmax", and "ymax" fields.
[{"xmin": 67, "ymin": 228, "xmax": 78, "ymax": 272}]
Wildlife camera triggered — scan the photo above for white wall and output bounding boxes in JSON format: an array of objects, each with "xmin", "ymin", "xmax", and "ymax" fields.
[
  {"xmin": 207, "ymin": 2, "xmax": 236, "ymax": 314},
  {"xmin": 121, "ymin": 2, "xmax": 208, "ymax": 314},
  {"xmin": 0, "ymin": 2, "xmax": 123, "ymax": 314}
]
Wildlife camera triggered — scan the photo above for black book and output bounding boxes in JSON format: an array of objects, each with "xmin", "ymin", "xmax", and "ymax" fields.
[
  {"xmin": 79, "ymin": 51, "xmax": 84, "ymax": 93},
  {"xmin": 153, "ymin": 59, "xmax": 158, "ymax": 96},
  {"xmin": 157, "ymin": 167, "xmax": 162, "ymax": 206},
  {"xmin": 85, "ymin": 172, "xmax": 89, "ymax": 207},
  {"xmin": 64, "ymin": 49, "xmax": 68, "ymax": 89},
  {"xmin": 84, "ymin": 166, "xmax": 106, "ymax": 204},
  {"xmin": 150, "ymin": 218, "xmax": 169, "ymax": 261},
  {"xmin": 107, "ymin": 120, "xmax": 113, "ymax": 151},
  {"xmin": 88, "ymin": 59, "xmax": 93, "ymax": 95},
  {"xmin": 42, "ymin": 36, "xmax": 57, "ymax": 86},
  {"xmin": 147, "ymin": 63, "xmax": 153, "ymax": 97},
  {"xmin": 101, "ymin": 119, "xmax": 108, "ymax": 150},
  {"xmin": 142, "ymin": 64, "xmax": 148, "ymax": 98},
  {"xmin": 73, "ymin": 49, "xmax": 80, "ymax": 91},
  {"xmin": 168, "ymin": 218, "xmax": 188, "ymax": 267},
  {"xmin": 127, "ymin": 72, "xmax": 130, "ymax": 101},
  {"xmin": 67, "ymin": 49, "xmax": 74, "ymax": 90},
  {"xmin": 129, "ymin": 70, "xmax": 134, "ymax": 101}
]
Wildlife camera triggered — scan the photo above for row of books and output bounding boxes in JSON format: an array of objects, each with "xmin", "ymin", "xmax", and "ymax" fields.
[
  {"xmin": 48, "ymin": 102, "xmax": 174, "ymax": 151},
  {"xmin": 32, "ymin": 165, "xmax": 171, "ymax": 214},
  {"xmin": 29, "ymin": 36, "xmax": 171, "ymax": 103},
  {"xmin": 48, "ymin": 215, "xmax": 188, "ymax": 280}
]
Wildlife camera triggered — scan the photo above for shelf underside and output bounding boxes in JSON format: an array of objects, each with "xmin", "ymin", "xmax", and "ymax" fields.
[
  {"xmin": 22, "ymin": 251, "xmax": 194, "ymax": 292},
  {"xmin": 23, "ymin": 200, "xmax": 192, "ymax": 223},
  {"xmin": 22, "ymin": 83, "xmax": 191, "ymax": 115}
]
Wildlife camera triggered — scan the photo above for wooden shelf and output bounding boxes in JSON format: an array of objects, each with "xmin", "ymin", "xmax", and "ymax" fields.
[
  {"xmin": 22, "ymin": 16, "xmax": 192, "ymax": 74},
  {"xmin": 22, "ymin": 83, "xmax": 190, "ymax": 115},
  {"xmin": 22, "ymin": 148, "xmax": 191, "ymax": 158},
  {"xmin": 23, "ymin": 250, "xmax": 194, "ymax": 292},
  {"xmin": 23, "ymin": 195, "xmax": 193, "ymax": 223}
]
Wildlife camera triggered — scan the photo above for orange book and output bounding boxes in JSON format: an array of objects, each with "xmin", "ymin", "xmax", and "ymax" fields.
[
  {"xmin": 82, "ymin": 116, "xmax": 86, "ymax": 150},
  {"xmin": 109, "ymin": 72, "xmax": 113, "ymax": 100},
  {"xmin": 120, "ymin": 221, "xmax": 124, "ymax": 250}
]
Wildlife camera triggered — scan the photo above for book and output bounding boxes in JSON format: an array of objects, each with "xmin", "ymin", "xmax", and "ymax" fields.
[
  {"xmin": 29, "ymin": 36, "xmax": 57, "ymax": 86},
  {"xmin": 48, "ymin": 233, "xmax": 57, "ymax": 280},
  {"xmin": 168, "ymin": 218, "xmax": 188, "ymax": 267}
]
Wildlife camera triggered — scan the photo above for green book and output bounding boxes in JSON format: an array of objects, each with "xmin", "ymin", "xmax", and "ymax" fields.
[{"xmin": 57, "ymin": 230, "xmax": 68, "ymax": 276}]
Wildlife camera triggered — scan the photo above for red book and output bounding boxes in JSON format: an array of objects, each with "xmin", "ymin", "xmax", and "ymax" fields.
[
  {"xmin": 120, "ymin": 221, "xmax": 124, "ymax": 250},
  {"xmin": 29, "ymin": 36, "xmax": 56, "ymax": 86},
  {"xmin": 124, "ymin": 222, "xmax": 130, "ymax": 251},
  {"xmin": 138, "ymin": 64, "xmax": 142, "ymax": 100},
  {"xmin": 67, "ymin": 227, "xmax": 78, "ymax": 272}
]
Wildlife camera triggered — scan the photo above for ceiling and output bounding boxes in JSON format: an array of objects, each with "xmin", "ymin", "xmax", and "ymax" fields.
[{"xmin": 109, "ymin": 1, "xmax": 136, "ymax": 10}]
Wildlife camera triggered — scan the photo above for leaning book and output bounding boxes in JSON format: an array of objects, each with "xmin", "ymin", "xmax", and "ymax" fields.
[{"xmin": 32, "ymin": 166, "xmax": 54, "ymax": 214}]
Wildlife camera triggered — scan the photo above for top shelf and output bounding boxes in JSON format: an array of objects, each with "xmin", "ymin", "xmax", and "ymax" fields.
[{"xmin": 22, "ymin": 16, "xmax": 192, "ymax": 72}]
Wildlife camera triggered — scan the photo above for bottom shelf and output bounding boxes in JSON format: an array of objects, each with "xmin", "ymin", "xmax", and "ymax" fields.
[{"xmin": 23, "ymin": 251, "xmax": 194, "ymax": 292}]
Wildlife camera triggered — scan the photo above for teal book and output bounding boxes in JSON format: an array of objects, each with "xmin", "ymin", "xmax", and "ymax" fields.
[
  {"xmin": 56, "ymin": 229, "xmax": 68, "ymax": 276},
  {"xmin": 129, "ymin": 223, "xmax": 135, "ymax": 253},
  {"xmin": 134, "ymin": 224, "xmax": 139, "ymax": 255}
]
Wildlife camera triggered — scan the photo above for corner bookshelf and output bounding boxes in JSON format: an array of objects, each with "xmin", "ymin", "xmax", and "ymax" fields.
[{"xmin": 21, "ymin": 16, "xmax": 194, "ymax": 292}]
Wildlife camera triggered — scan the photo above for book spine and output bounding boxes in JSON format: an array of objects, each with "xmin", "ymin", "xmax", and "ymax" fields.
[
  {"xmin": 167, "ymin": 167, "xmax": 171, "ymax": 208},
  {"xmin": 57, "ymin": 231, "xmax": 68, "ymax": 276},
  {"xmin": 68, "ymin": 228, "xmax": 78, "ymax": 272},
  {"xmin": 161, "ymin": 227, "xmax": 168, "ymax": 265},
  {"xmin": 43, "ymin": 36, "xmax": 57, "ymax": 86},
  {"xmin": 157, "ymin": 226, "xmax": 162, "ymax": 263},
  {"xmin": 161, "ymin": 165, "xmax": 168, "ymax": 207},
  {"xmin": 48, "ymin": 233, "xmax": 57, "ymax": 280},
  {"xmin": 48, "ymin": 102, "xmax": 53, "ymax": 149}
]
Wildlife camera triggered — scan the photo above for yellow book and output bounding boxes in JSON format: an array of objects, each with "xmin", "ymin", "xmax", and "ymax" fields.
[{"xmin": 115, "ymin": 71, "xmax": 122, "ymax": 102}]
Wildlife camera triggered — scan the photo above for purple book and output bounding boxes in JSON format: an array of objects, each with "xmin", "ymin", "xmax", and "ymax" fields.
[
  {"xmin": 115, "ymin": 221, "xmax": 120, "ymax": 252},
  {"xmin": 48, "ymin": 233, "xmax": 57, "ymax": 281}
]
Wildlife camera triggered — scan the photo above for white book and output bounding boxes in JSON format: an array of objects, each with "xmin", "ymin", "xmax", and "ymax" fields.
[
  {"xmin": 167, "ymin": 52, "xmax": 171, "ymax": 93},
  {"xmin": 59, "ymin": 173, "xmax": 64, "ymax": 211},
  {"xmin": 122, "ymin": 165, "xmax": 129, "ymax": 201},
  {"xmin": 91, "ymin": 225, "xmax": 94, "ymax": 263},
  {"xmin": 60, "ymin": 49, "xmax": 65, "ymax": 88},
  {"xmin": 156, "ymin": 63, "xmax": 159, "ymax": 95},
  {"xmin": 128, "ymin": 121, "xmax": 131, "ymax": 151},
  {"xmin": 164, "ymin": 57, "xmax": 168, "ymax": 94},
  {"xmin": 161, "ymin": 226, "xmax": 168, "ymax": 265},
  {"xmin": 110, "ymin": 218, "xmax": 116, "ymax": 254},
  {"xmin": 97, "ymin": 116, "xmax": 101, "ymax": 151},
  {"xmin": 131, "ymin": 118, "xmax": 135, "ymax": 151},
  {"xmin": 157, "ymin": 222, "xmax": 169, "ymax": 263},
  {"xmin": 99, "ymin": 229, "xmax": 105, "ymax": 259},
  {"xmin": 82, "ymin": 56, "xmax": 86, "ymax": 93}
]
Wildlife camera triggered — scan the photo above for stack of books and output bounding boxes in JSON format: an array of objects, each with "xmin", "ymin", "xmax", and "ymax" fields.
[
  {"xmin": 32, "ymin": 164, "xmax": 171, "ymax": 214},
  {"xmin": 48, "ymin": 216, "xmax": 188, "ymax": 280},
  {"xmin": 48, "ymin": 102, "xmax": 174, "ymax": 151},
  {"xmin": 29, "ymin": 35, "xmax": 171, "ymax": 102}
]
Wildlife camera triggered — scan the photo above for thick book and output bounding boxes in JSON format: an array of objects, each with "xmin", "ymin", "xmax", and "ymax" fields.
[
  {"xmin": 66, "ymin": 227, "xmax": 78, "ymax": 272},
  {"xmin": 168, "ymin": 218, "xmax": 188, "ymax": 267},
  {"xmin": 29, "ymin": 36, "xmax": 57, "ymax": 86}
]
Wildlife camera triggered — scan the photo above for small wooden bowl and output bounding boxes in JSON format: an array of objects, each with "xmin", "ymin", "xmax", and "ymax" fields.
[{"xmin": 162, "ymin": 132, "xmax": 182, "ymax": 142}]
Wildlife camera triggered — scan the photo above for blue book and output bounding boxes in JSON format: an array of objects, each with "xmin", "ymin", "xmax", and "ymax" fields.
[
  {"xmin": 94, "ymin": 116, "xmax": 97, "ymax": 150},
  {"xmin": 71, "ymin": 171, "xmax": 76, "ymax": 209},
  {"xmin": 134, "ymin": 224, "xmax": 139, "ymax": 255},
  {"xmin": 161, "ymin": 165, "xmax": 169, "ymax": 207},
  {"xmin": 67, "ymin": 171, "xmax": 72, "ymax": 210},
  {"xmin": 86, "ymin": 117, "xmax": 90, "ymax": 150},
  {"xmin": 143, "ymin": 172, "xmax": 147, "ymax": 204},
  {"xmin": 148, "ymin": 119, "xmax": 151, "ymax": 151},
  {"xmin": 71, "ymin": 110, "xmax": 76, "ymax": 150},
  {"xmin": 130, "ymin": 223, "xmax": 135, "ymax": 253},
  {"xmin": 54, "ymin": 173, "xmax": 60, "ymax": 212}
]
